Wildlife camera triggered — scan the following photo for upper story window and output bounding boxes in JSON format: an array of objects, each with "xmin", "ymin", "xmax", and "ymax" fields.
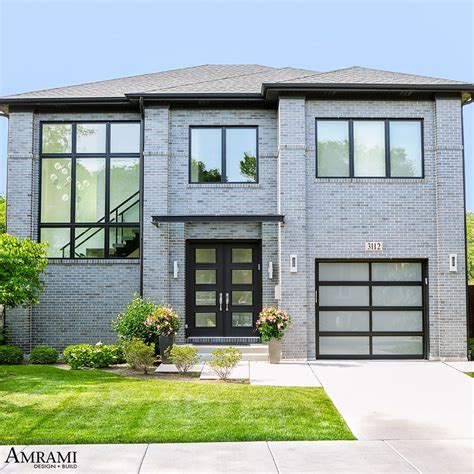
[
  {"xmin": 316, "ymin": 119, "xmax": 423, "ymax": 178},
  {"xmin": 190, "ymin": 126, "xmax": 258, "ymax": 183},
  {"xmin": 39, "ymin": 121, "xmax": 141, "ymax": 259}
]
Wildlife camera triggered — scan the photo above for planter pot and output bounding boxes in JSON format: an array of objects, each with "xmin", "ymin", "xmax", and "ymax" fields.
[
  {"xmin": 158, "ymin": 335, "xmax": 175, "ymax": 364},
  {"xmin": 268, "ymin": 338, "xmax": 282, "ymax": 364}
]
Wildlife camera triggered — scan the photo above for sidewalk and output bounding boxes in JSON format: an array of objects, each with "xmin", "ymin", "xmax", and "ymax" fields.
[{"xmin": 1, "ymin": 439, "xmax": 472, "ymax": 473}]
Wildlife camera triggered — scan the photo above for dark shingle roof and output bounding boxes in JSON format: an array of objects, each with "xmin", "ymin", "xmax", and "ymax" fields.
[{"xmin": 1, "ymin": 64, "xmax": 471, "ymax": 100}]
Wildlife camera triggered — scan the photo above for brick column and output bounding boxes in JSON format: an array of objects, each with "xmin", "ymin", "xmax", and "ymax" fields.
[
  {"xmin": 434, "ymin": 96, "xmax": 467, "ymax": 359},
  {"xmin": 6, "ymin": 111, "xmax": 35, "ymax": 350},
  {"xmin": 142, "ymin": 106, "xmax": 170, "ymax": 303},
  {"xmin": 277, "ymin": 97, "xmax": 308, "ymax": 358}
]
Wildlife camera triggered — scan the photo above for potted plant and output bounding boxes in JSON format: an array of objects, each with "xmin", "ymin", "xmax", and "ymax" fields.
[
  {"xmin": 144, "ymin": 305, "xmax": 180, "ymax": 363},
  {"xmin": 256, "ymin": 306, "xmax": 291, "ymax": 364}
]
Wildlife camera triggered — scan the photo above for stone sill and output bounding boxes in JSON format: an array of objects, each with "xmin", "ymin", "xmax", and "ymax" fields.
[
  {"xmin": 314, "ymin": 178, "xmax": 427, "ymax": 184},
  {"xmin": 186, "ymin": 183, "xmax": 261, "ymax": 189}
]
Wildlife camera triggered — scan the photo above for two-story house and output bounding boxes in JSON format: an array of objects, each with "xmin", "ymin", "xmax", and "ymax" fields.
[{"xmin": 1, "ymin": 64, "xmax": 473, "ymax": 360}]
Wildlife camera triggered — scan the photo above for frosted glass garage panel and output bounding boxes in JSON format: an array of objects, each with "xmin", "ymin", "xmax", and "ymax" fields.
[
  {"xmin": 319, "ymin": 286, "xmax": 369, "ymax": 306},
  {"xmin": 372, "ymin": 336, "xmax": 423, "ymax": 355},
  {"xmin": 319, "ymin": 311, "xmax": 369, "ymax": 331},
  {"xmin": 319, "ymin": 263, "xmax": 369, "ymax": 281},
  {"xmin": 372, "ymin": 262, "xmax": 422, "ymax": 281},
  {"xmin": 372, "ymin": 311, "xmax": 423, "ymax": 331},
  {"xmin": 319, "ymin": 336, "xmax": 370, "ymax": 355},
  {"xmin": 372, "ymin": 286, "xmax": 422, "ymax": 306}
]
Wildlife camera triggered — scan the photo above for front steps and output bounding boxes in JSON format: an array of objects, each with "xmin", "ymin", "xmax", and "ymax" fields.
[{"xmin": 187, "ymin": 344, "xmax": 268, "ymax": 362}]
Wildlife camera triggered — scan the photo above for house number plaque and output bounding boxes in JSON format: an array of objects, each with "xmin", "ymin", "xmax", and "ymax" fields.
[{"xmin": 365, "ymin": 242, "xmax": 383, "ymax": 251}]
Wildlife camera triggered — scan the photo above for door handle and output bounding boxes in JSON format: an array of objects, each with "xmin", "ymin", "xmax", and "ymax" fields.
[
  {"xmin": 225, "ymin": 293, "xmax": 229, "ymax": 311},
  {"xmin": 219, "ymin": 293, "xmax": 223, "ymax": 311}
]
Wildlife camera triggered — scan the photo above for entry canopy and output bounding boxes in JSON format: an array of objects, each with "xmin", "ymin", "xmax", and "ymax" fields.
[{"xmin": 152, "ymin": 214, "xmax": 285, "ymax": 226}]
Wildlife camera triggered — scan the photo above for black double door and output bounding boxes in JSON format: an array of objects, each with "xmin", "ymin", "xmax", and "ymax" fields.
[{"xmin": 186, "ymin": 241, "xmax": 262, "ymax": 338}]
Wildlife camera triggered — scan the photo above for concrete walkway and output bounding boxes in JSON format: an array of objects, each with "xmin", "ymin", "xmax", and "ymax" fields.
[
  {"xmin": 309, "ymin": 360, "xmax": 474, "ymax": 440},
  {"xmin": 1, "ymin": 440, "xmax": 472, "ymax": 473}
]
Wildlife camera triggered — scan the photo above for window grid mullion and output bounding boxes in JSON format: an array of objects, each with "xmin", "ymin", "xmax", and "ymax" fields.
[
  {"xmin": 385, "ymin": 120, "xmax": 391, "ymax": 178},
  {"xmin": 349, "ymin": 120, "xmax": 354, "ymax": 177},
  {"xmin": 222, "ymin": 127, "xmax": 226, "ymax": 183}
]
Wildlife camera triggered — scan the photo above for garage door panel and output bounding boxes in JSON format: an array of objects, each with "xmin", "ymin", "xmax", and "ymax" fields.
[
  {"xmin": 319, "ymin": 311, "xmax": 370, "ymax": 331},
  {"xmin": 372, "ymin": 311, "xmax": 423, "ymax": 332},
  {"xmin": 319, "ymin": 286, "xmax": 370, "ymax": 306},
  {"xmin": 372, "ymin": 286, "xmax": 423, "ymax": 306},
  {"xmin": 316, "ymin": 260, "xmax": 426, "ymax": 359},
  {"xmin": 319, "ymin": 336, "xmax": 370, "ymax": 355},
  {"xmin": 372, "ymin": 336, "xmax": 423, "ymax": 355}
]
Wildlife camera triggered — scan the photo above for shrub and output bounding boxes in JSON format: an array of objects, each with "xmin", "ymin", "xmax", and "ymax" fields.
[
  {"xmin": 0, "ymin": 345, "xmax": 24, "ymax": 365},
  {"xmin": 109, "ymin": 344, "xmax": 126, "ymax": 364},
  {"xmin": 123, "ymin": 338, "xmax": 156, "ymax": 374},
  {"xmin": 112, "ymin": 295, "xmax": 157, "ymax": 344},
  {"xmin": 63, "ymin": 343, "xmax": 117, "ymax": 370},
  {"xmin": 209, "ymin": 347, "xmax": 241, "ymax": 381},
  {"xmin": 145, "ymin": 305, "xmax": 180, "ymax": 337},
  {"xmin": 469, "ymin": 338, "xmax": 474, "ymax": 359},
  {"xmin": 166, "ymin": 345, "xmax": 199, "ymax": 374},
  {"xmin": 256, "ymin": 307, "xmax": 292, "ymax": 342},
  {"xmin": 29, "ymin": 346, "xmax": 58, "ymax": 364}
]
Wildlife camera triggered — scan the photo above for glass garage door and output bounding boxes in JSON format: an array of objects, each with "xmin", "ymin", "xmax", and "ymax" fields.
[{"xmin": 316, "ymin": 261, "xmax": 426, "ymax": 358}]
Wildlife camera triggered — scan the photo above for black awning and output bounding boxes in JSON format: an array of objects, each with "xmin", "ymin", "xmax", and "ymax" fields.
[{"xmin": 152, "ymin": 214, "xmax": 284, "ymax": 226}]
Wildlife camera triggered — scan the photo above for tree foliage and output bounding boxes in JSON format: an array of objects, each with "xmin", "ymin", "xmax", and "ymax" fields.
[
  {"xmin": 239, "ymin": 152, "xmax": 257, "ymax": 181},
  {"xmin": 467, "ymin": 213, "xmax": 474, "ymax": 283},
  {"xmin": 0, "ymin": 234, "xmax": 48, "ymax": 309},
  {"xmin": 0, "ymin": 196, "xmax": 5, "ymax": 234}
]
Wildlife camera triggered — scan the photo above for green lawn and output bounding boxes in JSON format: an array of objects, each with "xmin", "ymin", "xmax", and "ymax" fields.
[{"xmin": 0, "ymin": 365, "xmax": 354, "ymax": 444}]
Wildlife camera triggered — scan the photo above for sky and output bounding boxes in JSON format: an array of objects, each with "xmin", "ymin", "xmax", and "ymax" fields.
[{"xmin": 0, "ymin": 0, "xmax": 473, "ymax": 208}]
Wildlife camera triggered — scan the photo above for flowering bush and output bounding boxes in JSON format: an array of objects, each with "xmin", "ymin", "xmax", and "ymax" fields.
[
  {"xmin": 144, "ymin": 305, "xmax": 180, "ymax": 337},
  {"xmin": 256, "ymin": 306, "xmax": 291, "ymax": 342}
]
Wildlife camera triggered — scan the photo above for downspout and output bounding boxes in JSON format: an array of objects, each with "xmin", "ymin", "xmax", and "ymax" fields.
[{"xmin": 139, "ymin": 96, "xmax": 145, "ymax": 297}]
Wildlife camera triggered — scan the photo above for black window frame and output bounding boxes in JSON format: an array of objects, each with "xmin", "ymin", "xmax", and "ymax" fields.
[
  {"xmin": 188, "ymin": 125, "xmax": 259, "ymax": 184},
  {"xmin": 315, "ymin": 118, "xmax": 424, "ymax": 179},
  {"xmin": 315, "ymin": 259, "xmax": 428, "ymax": 360},
  {"xmin": 39, "ymin": 120, "xmax": 141, "ymax": 259}
]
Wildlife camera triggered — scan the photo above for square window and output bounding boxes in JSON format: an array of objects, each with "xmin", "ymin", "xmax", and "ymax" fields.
[
  {"xmin": 42, "ymin": 124, "xmax": 72, "ymax": 153},
  {"xmin": 110, "ymin": 123, "xmax": 140, "ymax": 153},
  {"xmin": 76, "ymin": 123, "xmax": 106, "ymax": 153}
]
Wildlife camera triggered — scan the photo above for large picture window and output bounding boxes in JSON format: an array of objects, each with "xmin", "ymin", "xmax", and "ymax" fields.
[
  {"xmin": 316, "ymin": 119, "xmax": 423, "ymax": 178},
  {"xmin": 39, "ymin": 121, "xmax": 141, "ymax": 259},
  {"xmin": 190, "ymin": 126, "xmax": 258, "ymax": 183}
]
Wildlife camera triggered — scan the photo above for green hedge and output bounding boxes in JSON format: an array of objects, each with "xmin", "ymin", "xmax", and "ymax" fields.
[
  {"xmin": 29, "ymin": 346, "xmax": 59, "ymax": 364},
  {"xmin": 63, "ymin": 343, "xmax": 122, "ymax": 370},
  {"xmin": 0, "ymin": 346, "xmax": 24, "ymax": 365}
]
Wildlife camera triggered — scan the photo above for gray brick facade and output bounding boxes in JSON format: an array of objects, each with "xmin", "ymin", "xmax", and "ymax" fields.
[{"xmin": 4, "ymin": 97, "xmax": 468, "ymax": 359}]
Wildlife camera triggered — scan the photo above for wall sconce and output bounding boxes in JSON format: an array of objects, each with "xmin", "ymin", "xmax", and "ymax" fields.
[
  {"xmin": 173, "ymin": 261, "xmax": 179, "ymax": 278},
  {"xmin": 290, "ymin": 254, "xmax": 297, "ymax": 273},
  {"xmin": 268, "ymin": 262, "xmax": 273, "ymax": 280},
  {"xmin": 449, "ymin": 254, "xmax": 457, "ymax": 272}
]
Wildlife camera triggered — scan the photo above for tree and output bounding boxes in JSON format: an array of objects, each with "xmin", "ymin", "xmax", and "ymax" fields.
[
  {"xmin": 0, "ymin": 234, "xmax": 48, "ymax": 332},
  {"xmin": 467, "ymin": 213, "xmax": 474, "ymax": 283},
  {"xmin": 239, "ymin": 152, "xmax": 257, "ymax": 182},
  {"xmin": 0, "ymin": 196, "xmax": 5, "ymax": 234}
]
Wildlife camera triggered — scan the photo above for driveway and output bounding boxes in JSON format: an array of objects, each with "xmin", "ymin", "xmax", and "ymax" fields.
[{"xmin": 309, "ymin": 360, "xmax": 474, "ymax": 440}]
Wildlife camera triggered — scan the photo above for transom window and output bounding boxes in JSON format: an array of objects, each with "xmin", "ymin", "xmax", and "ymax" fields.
[
  {"xmin": 316, "ymin": 119, "xmax": 423, "ymax": 178},
  {"xmin": 39, "ymin": 121, "xmax": 141, "ymax": 259},
  {"xmin": 190, "ymin": 126, "xmax": 258, "ymax": 183}
]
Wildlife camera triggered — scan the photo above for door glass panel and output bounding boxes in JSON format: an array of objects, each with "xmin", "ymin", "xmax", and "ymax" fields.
[
  {"xmin": 372, "ymin": 336, "xmax": 423, "ymax": 355},
  {"xmin": 76, "ymin": 123, "xmax": 106, "ymax": 153},
  {"xmin": 232, "ymin": 248, "xmax": 252, "ymax": 263},
  {"xmin": 319, "ymin": 286, "xmax": 369, "ymax": 306},
  {"xmin": 372, "ymin": 311, "xmax": 423, "ymax": 331},
  {"xmin": 232, "ymin": 312, "xmax": 253, "ymax": 327},
  {"xmin": 319, "ymin": 336, "xmax": 370, "ymax": 355},
  {"xmin": 195, "ymin": 248, "xmax": 216, "ymax": 263},
  {"xmin": 319, "ymin": 263, "xmax": 369, "ymax": 281},
  {"xmin": 195, "ymin": 269, "xmax": 216, "ymax": 284},
  {"xmin": 195, "ymin": 313, "xmax": 216, "ymax": 327},
  {"xmin": 372, "ymin": 286, "xmax": 422, "ymax": 306},
  {"xmin": 232, "ymin": 291, "xmax": 253, "ymax": 305},
  {"xmin": 353, "ymin": 121, "xmax": 386, "ymax": 177},
  {"xmin": 319, "ymin": 311, "xmax": 369, "ymax": 332},
  {"xmin": 372, "ymin": 262, "xmax": 422, "ymax": 281},
  {"xmin": 232, "ymin": 269, "xmax": 253, "ymax": 284},
  {"xmin": 195, "ymin": 291, "xmax": 216, "ymax": 305}
]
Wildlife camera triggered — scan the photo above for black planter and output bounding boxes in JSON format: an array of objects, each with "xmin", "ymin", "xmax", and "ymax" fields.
[{"xmin": 158, "ymin": 335, "xmax": 175, "ymax": 364}]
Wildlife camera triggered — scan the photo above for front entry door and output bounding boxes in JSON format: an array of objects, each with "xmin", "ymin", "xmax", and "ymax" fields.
[{"xmin": 186, "ymin": 241, "xmax": 262, "ymax": 338}]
